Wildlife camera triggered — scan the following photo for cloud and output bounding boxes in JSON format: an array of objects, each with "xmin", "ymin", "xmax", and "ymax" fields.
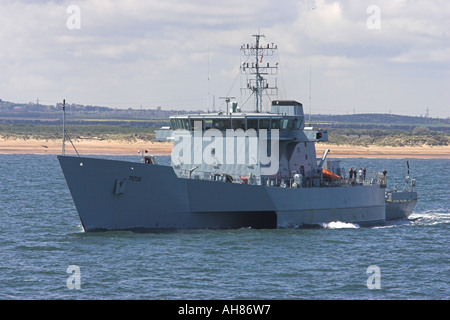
[{"xmin": 0, "ymin": 0, "xmax": 448, "ymax": 117}]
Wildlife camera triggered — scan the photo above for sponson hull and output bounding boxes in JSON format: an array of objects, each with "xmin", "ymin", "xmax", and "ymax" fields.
[
  {"xmin": 58, "ymin": 155, "xmax": 386, "ymax": 231},
  {"xmin": 385, "ymin": 191, "xmax": 418, "ymax": 221}
]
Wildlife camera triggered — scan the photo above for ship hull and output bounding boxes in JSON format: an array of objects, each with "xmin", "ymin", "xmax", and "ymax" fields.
[
  {"xmin": 385, "ymin": 191, "xmax": 418, "ymax": 221},
  {"xmin": 58, "ymin": 156, "xmax": 386, "ymax": 231}
]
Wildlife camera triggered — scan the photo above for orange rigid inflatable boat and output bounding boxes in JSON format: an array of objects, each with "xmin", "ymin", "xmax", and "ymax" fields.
[{"xmin": 323, "ymin": 168, "xmax": 341, "ymax": 180}]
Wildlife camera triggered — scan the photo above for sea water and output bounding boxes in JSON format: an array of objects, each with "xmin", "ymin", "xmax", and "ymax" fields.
[{"xmin": 0, "ymin": 154, "xmax": 448, "ymax": 299}]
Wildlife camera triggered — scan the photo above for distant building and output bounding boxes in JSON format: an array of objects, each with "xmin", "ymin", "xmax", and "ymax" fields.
[{"xmin": 154, "ymin": 127, "xmax": 173, "ymax": 142}]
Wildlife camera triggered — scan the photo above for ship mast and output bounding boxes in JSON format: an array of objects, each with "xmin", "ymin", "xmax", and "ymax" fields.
[{"xmin": 240, "ymin": 34, "xmax": 278, "ymax": 113}]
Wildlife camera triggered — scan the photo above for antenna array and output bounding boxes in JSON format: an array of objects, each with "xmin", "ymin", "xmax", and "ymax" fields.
[{"xmin": 240, "ymin": 34, "xmax": 278, "ymax": 112}]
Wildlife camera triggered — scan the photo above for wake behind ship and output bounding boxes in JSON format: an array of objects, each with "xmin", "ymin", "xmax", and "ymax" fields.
[{"xmin": 58, "ymin": 34, "xmax": 414, "ymax": 231}]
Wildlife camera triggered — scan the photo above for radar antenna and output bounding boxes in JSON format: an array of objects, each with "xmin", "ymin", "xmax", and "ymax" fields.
[
  {"xmin": 240, "ymin": 34, "xmax": 278, "ymax": 112},
  {"xmin": 219, "ymin": 96, "xmax": 236, "ymax": 115}
]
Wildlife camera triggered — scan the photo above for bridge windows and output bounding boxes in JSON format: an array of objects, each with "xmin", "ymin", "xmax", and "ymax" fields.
[
  {"xmin": 212, "ymin": 119, "xmax": 231, "ymax": 130},
  {"xmin": 232, "ymin": 118, "xmax": 246, "ymax": 130},
  {"xmin": 171, "ymin": 116, "xmax": 300, "ymax": 132},
  {"xmin": 246, "ymin": 119, "xmax": 258, "ymax": 130},
  {"xmin": 281, "ymin": 118, "xmax": 295, "ymax": 130},
  {"xmin": 259, "ymin": 119, "xmax": 270, "ymax": 130},
  {"xmin": 271, "ymin": 119, "xmax": 281, "ymax": 129}
]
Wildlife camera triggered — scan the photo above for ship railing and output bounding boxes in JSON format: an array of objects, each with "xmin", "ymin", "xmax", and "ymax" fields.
[
  {"xmin": 175, "ymin": 169, "xmax": 260, "ymax": 185},
  {"xmin": 340, "ymin": 171, "xmax": 385, "ymax": 187},
  {"xmin": 175, "ymin": 169, "xmax": 386, "ymax": 188}
]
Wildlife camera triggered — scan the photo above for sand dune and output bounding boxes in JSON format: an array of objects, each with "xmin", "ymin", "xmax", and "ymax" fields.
[{"xmin": 0, "ymin": 137, "xmax": 448, "ymax": 159}]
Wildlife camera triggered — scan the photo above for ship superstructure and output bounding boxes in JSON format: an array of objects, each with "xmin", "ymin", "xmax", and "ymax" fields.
[{"xmin": 169, "ymin": 100, "xmax": 328, "ymax": 188}]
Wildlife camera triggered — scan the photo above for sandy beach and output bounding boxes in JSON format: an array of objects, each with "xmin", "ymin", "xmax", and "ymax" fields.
[{"xmin": 0, "ymin": 137, "xmax": 448, "ymax": 159}]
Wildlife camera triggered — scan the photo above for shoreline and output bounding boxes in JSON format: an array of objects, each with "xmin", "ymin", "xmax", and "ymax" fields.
[{"xmin": 0, "ymin": 138, "xmax": 449, "ymax": 159}]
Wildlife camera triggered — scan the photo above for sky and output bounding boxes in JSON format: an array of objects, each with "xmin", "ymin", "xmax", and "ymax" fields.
[{"xmin": 0, "ymin": 0, "xmax": 449, "ymax": 117}]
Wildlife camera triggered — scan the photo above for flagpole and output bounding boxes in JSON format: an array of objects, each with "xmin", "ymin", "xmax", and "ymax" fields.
[{"xmin": 62, "ymin": 99, "xmax": 66, "ymax": 156}]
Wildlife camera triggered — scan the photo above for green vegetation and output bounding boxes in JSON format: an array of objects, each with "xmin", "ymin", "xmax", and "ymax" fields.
[
  {"xmin": 308, "ymin": 113, "xmax": 449, "ymax": 147},
  {"xmin": 1, "ymin": 122, "xmax": 447, "ymax": 147},
  {"xmin": 0, "ymin": 99, "xmax": 180, "ymax": 141},
  {"xmin": 1, "ymin": 100, "xmax": 449, "ymax": 146},
  {"xmin": 327, "ymin": 130, "xmax": 448, "ymax": 147},
  {"xmin": 0, "ymin": 123, "xmax": 157, "ymax": 141}
]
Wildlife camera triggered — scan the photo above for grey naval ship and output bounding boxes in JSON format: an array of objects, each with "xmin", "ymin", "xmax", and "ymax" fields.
[{"xmin": 58, "ymin": 34, "xmax": 416, "ymax": 231}]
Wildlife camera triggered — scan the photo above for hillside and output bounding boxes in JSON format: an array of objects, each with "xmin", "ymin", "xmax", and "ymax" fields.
[
  {"xmin": 306, "ymin": 113, "xmax": 449, "ymax": 147},
  {"xmin": 0, "ymin": 99, "xmax": 448, "ymax": 146}
]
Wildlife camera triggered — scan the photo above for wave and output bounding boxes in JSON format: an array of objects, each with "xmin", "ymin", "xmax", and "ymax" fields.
[
  {"xmin": 410, "ymin": 210, "xmax": 450, "ymax": 226},
  {"xmin": 321, "ymin": 221, "xmax": 360, "ymax": 229},
  {"xmin": 372, "ymin": 209, "xmax": 450, "ymax": 229}
]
